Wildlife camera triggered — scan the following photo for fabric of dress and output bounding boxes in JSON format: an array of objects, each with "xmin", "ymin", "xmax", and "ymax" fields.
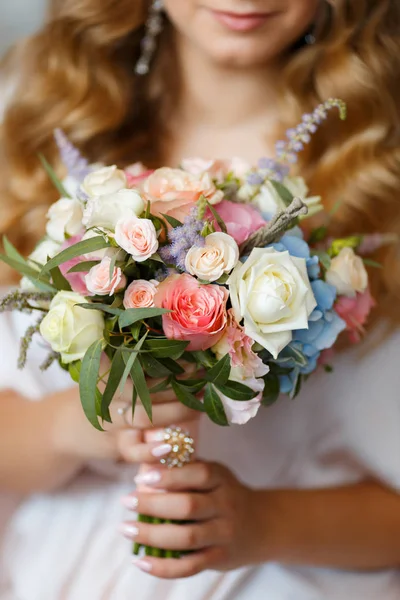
[{"xmin": 1, "ymin": 306, "xmax": 400, "ymax": 600}]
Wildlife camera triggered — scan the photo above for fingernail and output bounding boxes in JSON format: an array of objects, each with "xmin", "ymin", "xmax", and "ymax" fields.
[
  {"xmin": 134, "ymin": 471, "xmax": 162, "ymax": 486},
  {"xmin": 132, "ymin": 559, "xmax": 152, "ymax": 573},
  {"xmin": 121, "ymin": 495, "xmax": 138, "ymax": 510},
  {"xmin": 151, "ymin": 443, "xmax": 172, "ymax": 458},
  {"xmin": 119, "ymin": 523, "xmax": 139, "ymax": 538},
  {"xmin": 152, "ymin": 431, "xmax": 166, "ymax": 442}
]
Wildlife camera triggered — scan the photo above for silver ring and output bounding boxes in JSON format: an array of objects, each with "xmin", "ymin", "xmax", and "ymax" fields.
[{"xmin": 160, "ymin": 426, "xmax": 195, "ymax": 468}]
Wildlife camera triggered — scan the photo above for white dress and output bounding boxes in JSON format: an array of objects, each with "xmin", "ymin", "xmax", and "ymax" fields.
[{"xmin": 1, "ymin": 306, "xmax": 400, "ymax": 600}]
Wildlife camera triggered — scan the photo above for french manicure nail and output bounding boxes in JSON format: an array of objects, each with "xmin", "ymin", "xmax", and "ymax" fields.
[
  {"xmin": 132, "ymin": 559, "xmax": 152, "ymax": 573},
  {"xmin": 151, "ymin": 443, "xmax": 172, "ymax": 458},
  {"xmin": 119, "ymin": 523, "xmax": 139, "ymax": 538},
  {"xmin": 121, "ymin": 495, "xmax": 139, "ymax": 510},
  {"xmin": 134, "ymin": 471, "xmax": 162, "ymax": 486}
]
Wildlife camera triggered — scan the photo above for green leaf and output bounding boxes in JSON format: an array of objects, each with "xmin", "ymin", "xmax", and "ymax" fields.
[
  {"xmin": 205, "ymin": 354, "xmax": 231, "ymax": 386},
  {"xmin": 308, "ymin": 226, "xmax": 328, "ymax": 245},
  {"xmin": 131, "ymin": 359, "xmax": 153, "ymax": 423},
  {"xmin": 79, "ymin": 303, "xmax": 123, "ymax": 316},
  {"xmin": 160, "ymin": 213, "xmax": 183, "ymax": 228},
  {"xmin": 68, "ymin": 360, "xmax": 82, "ymax": 384},
  {"xmin": 39, "ymin": 153, "xmax": 71, "ymax": 198},
  {"xmin": 204, "ymin": 383, "xmax": 228, "ymax": 426},
  {"xmin": 3, "ymin": 236, "xmax": 26, "ymax": 263},
  {"xmin": 362, "ymin": 258, "xmax": 382, "ymax": 269},
  {"xmin": 0, "ymin": 253, "xmax": 56, "ymax": 292},
  {"xmin": 159, "ymin": 357, "xmax": 185, "ymax": 375},
  {"xmin": 42, "ymin": 237, "xmax": 110, "ymax": 273},
  {"xmin": 140, "ymin": 354, "xmax": 172, "ymax": 378},
  {"xmin": 215, "ymin": 380, "xmax": 258, "ymax": 401},
  {"xmin": 79, "ymin": 340, "xmax": 104, "ymax": 431},
  {"xmin": 171, "ymin": 380, "xmax": 206, "ymax": 412},
  {"xmin": 206, "ymin": 201, "xmax": 227, "ymax": 234},
  {"xmin": 192, "ymin": 350, "xmax": 217, "ymax": 369},
  {"xmin": 68, "ymin": 260, "xmax": 100, "ymax": 273},
  {"xmin": 175, "ymin": 379, "xmax": 206, "ymax": 394},
  {"xmin": 270, "ymin": 180, "xmax": 294, "ymax": 207},
  {"xmin": 50, "ymin": 265, "xmax": 72, "ymax": 291},
  {"xmin": 262, "ymin": 373, "xmax": 280, "ymax": 406},
  {"xmin": 148, "ymin": 376, "xmax": 172, "ymax": 394},
  {"xmin": 145, "ymin": 200, "xmax": 151, "ymax": 219},
  {"xmin": 108, "ymin": 252, "xmax": 118, "ymax": 281},
  {"xmin": 119, "ymin": 307, "xmax": 170, "ymax": 329},
  {"xmin": 144, "ymin": 338, "xmax": 189, "ymax": 360},
  {"xmin": 120, "ymin": 351, "xmax": 139, "ymax": 395},
  {"xmin": 102, "ymin": 348, "xmax": 125, "ymax": 422}
]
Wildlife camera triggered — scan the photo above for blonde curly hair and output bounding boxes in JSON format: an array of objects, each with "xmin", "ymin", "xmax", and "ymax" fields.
[{"xmin": 1, "ymin": 0, "xmax": 399, "ymax": 323}]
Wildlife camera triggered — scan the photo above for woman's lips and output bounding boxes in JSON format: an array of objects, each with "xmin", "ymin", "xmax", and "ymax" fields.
[{"xmin": 210, "ymin": 10, "xmax": 275, "ymax": 32}]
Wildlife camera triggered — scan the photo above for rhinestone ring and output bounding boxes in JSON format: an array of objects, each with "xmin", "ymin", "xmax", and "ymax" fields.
[{"xmin": 160, "ymin": 426, "xmax": 195, "ymax": 468}]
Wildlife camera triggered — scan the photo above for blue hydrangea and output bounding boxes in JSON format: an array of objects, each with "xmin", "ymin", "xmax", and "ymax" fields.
[
  {"xmin": 269, "ymin": 227, "xmax": 320, "ymax": 280},
  {"xmin": 274, "ymin": 279, "xmax": 346, "ymax": 395}
]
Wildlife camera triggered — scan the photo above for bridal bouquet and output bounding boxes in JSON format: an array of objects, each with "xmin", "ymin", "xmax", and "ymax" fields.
[{"xmin": 0, "ymin": 98, "xmax": 379, "ymax": 555}]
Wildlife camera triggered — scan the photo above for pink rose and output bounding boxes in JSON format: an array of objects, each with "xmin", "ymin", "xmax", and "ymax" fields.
[
  {"xmin": 125, "ymin": 163, "xmax": 155, "ymax": 189},
  {"xmin": 154, "ymin": 273, "xmax": 228, "ymax": 351},
  {"xmin": 123, "ymin": 279, "xmax": 159, "ymax": 309},
  {"xmin": 335, "ymin": 288, "xmax": 375, "ymax": 343},
  {"xmin": 115, "ymin": 215, "xmax": 159, "ymax": 261},
  {"xmin": 59, "ymin": 235, "xmax": 90, "ymax": 295},
  {"xmin": 144, "ymin": 167, "xmax": 223, "ymax": 223},
  {"xmin": 181, "ymin": 158, "xmax": 251, "ymax": 183},
  {"xmin": 206, "ymin": 200, "xmax": 266, "ymax": 246},
  {"xmin": 85, "ymin": 256, "xmax": 126, "ymax": 296}
]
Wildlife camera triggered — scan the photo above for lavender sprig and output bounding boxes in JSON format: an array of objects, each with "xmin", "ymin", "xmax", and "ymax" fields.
[
  {"xmin": 18, "ymin": 317, "xmax": 44, "ymax": 369},
  {"xmin": 275, "ymin": 98, "xmax": 347, "ymax": 165},
  {"xmin": 54, "ymin": 129, "xmax": 91, "ymax": 182},
  {"xmin": 40, "ymin": 351, "xmax": 60, "ymax": 372},
  {"xmin": 159, "ymin": 208, "xmax": 205, "ymax": 271}
]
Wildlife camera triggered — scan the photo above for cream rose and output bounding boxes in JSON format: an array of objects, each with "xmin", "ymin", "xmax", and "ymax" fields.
[
  {"xmin": 40, "ymin": 291, "xmax": 105, "ymax": 363},
  {"xmin": 46, "ymin": 198, "xmax": 84, "ymax": 242},
  {"xmin": 81, "ymin": 166, "xmax": 126, "ymax": 198},
  {"xmin": 123, "ymin": 279, "xmax": 159, "ymax": 309},
  {"xmin": 115, "ymin": 215, "xmax": 159, "ymax": 261},
  {"xmin": 326, "ymin": 247, "xmax": 368, "ymax": 297},
  {"xmin": 185, "ymin": 232, "xmax": 239, "ymax": 282},
  {"xmin": 228, "ymin": 248, "xmax": 316, "ymax": 358},
  {"xmin": 85, "ymin": 257, "xmax": 127, "ymax": 296},
  {"xmin": 82, "ymin": 189, "xmax": 145, "ymax": 231}
]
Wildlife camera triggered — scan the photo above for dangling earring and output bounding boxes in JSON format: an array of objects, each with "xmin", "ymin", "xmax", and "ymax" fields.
[
  {"xmin": 135, "ymin": 0, "xmax": 164, "ymax": 76},
  {"xmin": 305, "ymin": 32, "xmax": 316, "ymax": 45}
]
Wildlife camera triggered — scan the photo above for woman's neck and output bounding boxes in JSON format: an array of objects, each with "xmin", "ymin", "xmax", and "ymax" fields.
[{"xmin": 167, "ymin": 32, "xmax": 283, "ymax": 165}]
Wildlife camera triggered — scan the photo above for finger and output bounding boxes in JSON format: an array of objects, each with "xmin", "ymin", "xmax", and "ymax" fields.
[
  {"xmin": 132, "ymin": 402, "xmax": 197, "ymax": 430},
  {"xmin": 118, "ymin": 431, "xmax": 172, "ymax": 464},
  {"xmin": 133, "ymin": 462, "xmax": 226, "ymax": 492},
  {"xmin": 120, "ymin": 519, "xmax": 223, "ymax": 551},
  {"xmin": 132, "ymin": 548, "xmax": 222, "ymax": 579},
  {"xmin": 121, "ymin": 491, "xmax": 217, "ymax": 521}
]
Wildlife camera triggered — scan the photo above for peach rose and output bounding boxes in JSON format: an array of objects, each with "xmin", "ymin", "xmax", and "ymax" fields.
[
  {"xmin": 85, "ymin": 256, "xmax": 127, "ymax": 296},
  {"xmin": 335, "ymin": 288, "xmax": 375, "ymax": 343},
  {"xmin": 185, "ymin": 232, "xmax": 239, "ymax": 282},
  {"xmin": 123, "ymin": 279, "xmax": 159, "ymax": 309},
  {"xmin": 154, "ymin": 273, "xmax": 228, "ymax": 351},
  {"xmin": 115, "ymin": 215, "xmax": 159, "ymax": 261},
  {"xmin": 144, "ymin": 167, "xmax": 224, "ymax": 222},
  {"xmin": 326, "ymin": 247, "xmax": 368, "ymax": 297},
  {"xmin": 181, "ymin": 158, "xmax": 251, "ymax": 183}
]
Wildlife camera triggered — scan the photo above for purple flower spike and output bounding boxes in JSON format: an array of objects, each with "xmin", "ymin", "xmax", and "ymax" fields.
[{"xmin": 54, "ymin": 129, "xmax": 91, "ymax": 182}]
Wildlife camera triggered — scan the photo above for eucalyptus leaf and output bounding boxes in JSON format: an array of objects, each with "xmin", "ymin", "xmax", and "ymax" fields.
[
  {"xmin": 79, "ymin": 340, "xmax": 104, "ymax": 431},
  {"xmin": 39, "ymin": 154, "xmax": 71, "ymax": 198},
  {"xmin": 108, "ymin": 252, "xmax": 118, "ymax": 281},
  {"xmin": 171, "ymin": 380, "xmax": 206, "ymax": 412},
  {"xmin": 50, "ymin": 266, "xmax": 72, "ymax": 291},
  {"xmin": 131, "ymin": 360, "xmax": 152, "ymax": 423},
  {"xmin": 205, "ymin": 354, "xmax": 231, "ymax": 386},
  {"xmin": 206, "ymin": 201, "xmax": 227, "ymax": 234},
  {"xmin": 175, "ymin": 379, "xmax": 206, "ymax": 394},
  {"xmin": 140, "ymin": 354, "xmax": 172, "ymax": 378},
  {"xmin": 120, "ymin": 351, "xmax": 139, "ymax": 395},
  {"xmin": 68, "ymin": 361, "xmax": 82, "ymax": 384},
  {"xmin": 160, "ymin": 213, "xmax": 183, "ymax": 228},
  {"xmin": 159, "ymin": 357, "xmax": 184, "ymax": 375},
  {"xmin": 0, "ymin": 253, "xmax": 56, "ymax": 292},
  {"xmin": 270, "ymin": 180, "xmax": 294, "ymax": 207},
  {"xmin": 362, "ymin": 258, "xmax": 382, "ymax": 269},
  {"xmin": 215, "ymin": 380, "xmax": 258, "ymax": 401},
  {"xmin": 204, "ymin": 383, "xmax": 229, "ymax": 426},
  {"xmin": 68, "ymin": 260, "xmax": 100, "ymax": 273},
  {"xmin": 42, "ymin": 237, "xmax": 110, "ymax": 273},
  {"xmin": 148, "ymin": 376, "xmax": 172, "ymax": 394},
  {"xmin": 118, "ymin": 307, "xmax": 170, "ymax": 329},
  {"xmin": 144, "ymin": 338, "xmax": 188, "ymax": 359},
  {"xmin": 3, "ymin": 236, "xmax": 26, "ymax": 264},
  {"xmin": 102, "ymin": 348, "xmax": 125, "ymax": 421},
  {"xmin": 79, "ymin": 303, "xmax": 123, "ymax": 316}
]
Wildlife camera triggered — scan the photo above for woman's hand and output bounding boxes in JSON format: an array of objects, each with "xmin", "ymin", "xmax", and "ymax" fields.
[{"xmin": 119, "ymin": 462, "xmax": 270, "ymax": 579}]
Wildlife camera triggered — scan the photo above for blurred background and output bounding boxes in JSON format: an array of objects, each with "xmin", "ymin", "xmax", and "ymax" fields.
[{"xmin": 0, "ymin": 0, "xmax": 46, "ymax": 56}]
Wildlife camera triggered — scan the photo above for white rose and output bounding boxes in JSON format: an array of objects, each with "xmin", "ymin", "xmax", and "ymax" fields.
[
  {"xmin": 46, "ymin": 198, "xmax": 84, "ymax": 242},
  {"xmin": 81, "ymin": 166, "xmax": 127, "ymax": 198},
  {"xmin": 20, "ymin": 239, "xmax": 61, "ymax": 291},
  {"xmin": 82, "ymin": 189, "xmax": 145, "ymax": 231},
  {"xmin": 40, "ymin": 291, "xmax": 105, "ymax": 364},
  {"xmin": 249, "ymin": 176, "xmax": 322, "ymax": 218},
  {"xmin": 185, "ymin": 232, "xmax": 239, "ymax": 282},
  {"xmin": 326, "ymin": 247, "xmax": 368, "ymax": 297},
  {"xmin": 228, "ymin": 248, "xmax": 316, "ymax": 358}
]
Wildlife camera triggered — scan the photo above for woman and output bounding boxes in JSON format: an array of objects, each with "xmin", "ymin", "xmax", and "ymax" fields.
[{"xmin": 1, "ymin": 0, "xmax": 400, "ymax": 598}]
